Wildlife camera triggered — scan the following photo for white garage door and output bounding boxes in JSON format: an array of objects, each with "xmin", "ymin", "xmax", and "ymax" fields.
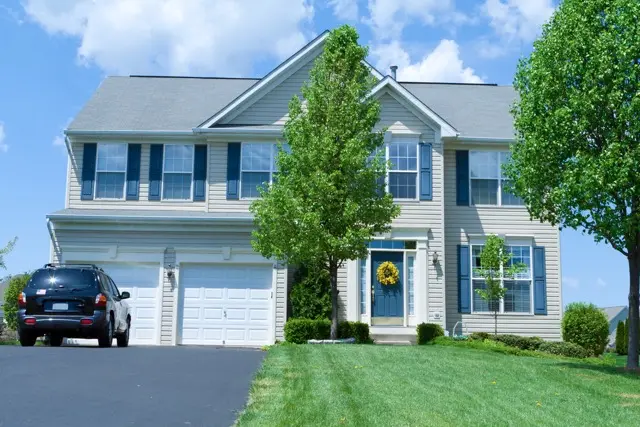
[
  {"xmin": 179, "ymin": 264, "xmax": 273, "ymax": 346},
  {"xmin": 100, "ymin": 264, "xmax": 160, "ymax": 345}
]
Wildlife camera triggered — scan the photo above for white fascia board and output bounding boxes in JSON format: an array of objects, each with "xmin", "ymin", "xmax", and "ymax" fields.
[
  {"xmin": 65, "ymin": 129, "xmax": 197, "ymax": 138},
  {"xmin": 47, "ymin": 213, "xmax": 254, "ymax": 225},
  {"xmin": 192, "ymin": 127, "xmax": 283, "ymax": 138},
  {"xmin": 369, "ymin": 77, "xmax": 458, "ymax": 137},
  {"xmin": 443, "ymin": 135, "xmax": 516, "ymax": 144}
]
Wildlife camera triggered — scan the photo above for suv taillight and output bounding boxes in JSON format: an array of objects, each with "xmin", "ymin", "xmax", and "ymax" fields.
[
  {"xmin": 95, "ymin": 293, "xmax": 107, "ymax": 308},
  {"xmin": 18, "ymin": 292, "xmax": 26, "ymax": 308}
]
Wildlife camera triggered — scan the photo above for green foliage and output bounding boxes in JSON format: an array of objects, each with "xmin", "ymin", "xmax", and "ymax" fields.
[
  {"xmin": 504, "ymin": 0, "xmax": 640, "ymax": 366},
  {"xmin": 537, "ymin": 342, "xmax": 590, "ymax": 359},
  {"xmin": 284, "ymin": 319, "xmax": 331, "ymax": 344},
  {"xmin": 468, "ymin": 332, "xmax": 492, "ymax": 342},
  {"xmin": 0, "ymin": 237, "xmax": 17, "ymax": 270},
  {"xmin": 289, "ymin": 265, "xmax": 331, "ymax": 320},
  {"xmin": 3, "ymin": 274, "xmax": 30, "ymax": 331},
  {"xmin": 249, "ymin": 25, "xmax": 400, "ymax": 340},
  {"xmin": 615, "ymin": 320, "xmax": 627, "ymax": 355},
  {"xmin": 492, "ymin": 334, "xmax": 544, "ymax": 351},
  {"xmin": 416, "ymin": 323, "xmax": 444, "ymax": 345},
  {"xmin": 561, "ymin": 302, "xmax": 609, "ymax": 356},
  {"xmin": 338, "ymin": 321, "xmax": 371, "ymax": 344}
]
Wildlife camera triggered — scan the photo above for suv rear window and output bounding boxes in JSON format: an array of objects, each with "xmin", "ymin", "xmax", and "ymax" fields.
[{"xmin": 28, "ymin": 269, "xmax": 98, "ymax": 289}]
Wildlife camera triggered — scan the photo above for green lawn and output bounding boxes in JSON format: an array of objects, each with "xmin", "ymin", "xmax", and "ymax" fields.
[{"xmin": 237, "ymin": 344, "xmax": 640, "ymax": 427}]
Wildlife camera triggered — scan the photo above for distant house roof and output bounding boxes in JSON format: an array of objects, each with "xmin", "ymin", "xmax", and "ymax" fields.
[{"xmin": 67, "ymin": 75, "xmax": 517, "ymax": 140}]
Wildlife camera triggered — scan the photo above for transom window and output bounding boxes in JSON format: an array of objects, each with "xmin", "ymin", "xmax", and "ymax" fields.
[
  {"xmin": 470, "ymin": 151, "xmax": 523, "ymax": 206},
  {"xmin": 241, "ymin": 143, "xmax": 289, "ymax": 198},
  {"xmin": 95, "ymin": 143, "xmax": 127, "ymax": 199},
  {"xmin": 471, "ymin": 244, "xmax": 532, "ymax": 314},
  {"xmin": 163, "ymin": 144, "xmax": 194, "ymax": 200}
]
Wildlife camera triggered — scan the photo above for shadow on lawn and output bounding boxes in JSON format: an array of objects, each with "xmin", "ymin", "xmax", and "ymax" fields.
[{"xmin": 557, "ymin": 361, "xmax": 640, "ymax": 379}]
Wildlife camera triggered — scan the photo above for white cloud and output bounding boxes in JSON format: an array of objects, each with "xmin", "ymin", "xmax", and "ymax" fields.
[
  {"xmin": 372, "ymin": 40, "xmax": 483, "ymax": 83},
  {"xmin": 596, "ymin": 277, "xmax": 607, "ymax": 287},
  {"xmin": 0, "ymin": 123, "xmax": 7, "ymax": 153},
  {"xmin": 483, "ymin": 0, "xmax": 554, "ymax": 43},
  {"xmin": 329, "ymin": 0, "xmax": 358, "ymax": 21},
  {"xmin": 563, "ymin": 276, "xmax": 580, "ymax": 289},
  {"xmin": 23, "ymin": 0, "xmax": 314, "ymax": 76},
  {"xmin": 366, "ymin": 0, "xmax": 469, "ymax": 40}
]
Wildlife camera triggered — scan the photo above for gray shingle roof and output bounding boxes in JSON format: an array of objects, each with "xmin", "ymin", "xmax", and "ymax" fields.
[{"xmin": 68, "ymin": 76, "xmax": 517, "ymax": 139}]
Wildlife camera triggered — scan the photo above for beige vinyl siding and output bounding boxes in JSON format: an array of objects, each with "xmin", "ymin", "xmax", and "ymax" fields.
[
  {"xmin": 338, "ymin": 264, "xmax": 348, "ymax": 321},
  {"xmin": 224, "ymin": 58, "xmax": 315, "ymax": 126},
  {"xmin": 53, "ymin": 228, "xmax": 288, "ymax": 343},
  {"xmin": 443, "ymin": 148, "xmax": 562, "ymax": 340},
  {"xmin": 68, "ymin": 141, "xmax": 206, "ymax": 211},
  {"xmin": 208, "ymin": 142, "xmax": 252, "ymax": 212}
]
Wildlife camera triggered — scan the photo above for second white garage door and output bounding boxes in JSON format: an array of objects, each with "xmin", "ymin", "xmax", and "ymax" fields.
[
  {"xmin": 178, "ymin": 264, "xmax": 273, "ymax": 346},
  {"xmin": 99, "ymin": 263, "xmax": 161, "ymax": 345}
]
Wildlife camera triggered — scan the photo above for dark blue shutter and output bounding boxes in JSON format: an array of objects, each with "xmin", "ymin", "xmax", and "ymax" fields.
[
  {"xmin": 456, "ymin": 150, "xmax": 469, "ymax": 206},
  {"xmin": 148, "ymin": 144, "xmax": 163, "ymax": 201},
  {"xmin": 458, "ymin": 245, "xmax": 471, "ymax": 313},
  {"xmin": 419, "ymin": 143, "xmax": 432, "ymax": 200},
  {"xmin": 226, "ymin": 143, "xmax": 241, "ymax": 200},
  {"xmin": 193, "ymin": 144, "xmax": 207, "ymax": 201},
  {"xmin": 81, "ymin": 143, "xmax": 97, "ymax": 200},
  {"xmin": 533, "ymin": 247, "xmax": 547, "ymax": 315},
  {"xmin": 126, "ymin": 144, "xmax": 141, "ymax": 200}
]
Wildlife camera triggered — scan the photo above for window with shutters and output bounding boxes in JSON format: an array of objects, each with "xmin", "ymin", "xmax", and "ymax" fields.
[
  {"xmin": 162, "ymin": 144, "xmax": 194, "ymax": 200},
  {"xmin": 469, "ymin": 151, "xmax": 523, "ymax": 206},
  {"xmin": 240, "ymin": 142, "xmax": 290, "ymax": 198},
  {"xmin": 388, "ymin": 137, "xmax": 418, "ymax": 200},
  {"xmin": 95, "ymin": 143, "xmax": 127, "ymax": 199},
  {"xmin": 470, "ymin": 244, "xmax": 533, "ymax": 314}
]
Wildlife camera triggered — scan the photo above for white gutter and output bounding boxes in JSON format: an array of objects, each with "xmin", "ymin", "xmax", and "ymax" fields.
[
  {"xmin": 46, "ymin": 213, "xmax": 254, "ymax": 224},
  {"xmin": 192, "ymin": 127, "xmax": 282, "ymax": 136},
  {"xmin": 64, "ymin": 130, "xmax": 196, "ymax": 137},
  {"xmin": 444, "ymin": 136, "xmax": 516, "ymax": 143}
]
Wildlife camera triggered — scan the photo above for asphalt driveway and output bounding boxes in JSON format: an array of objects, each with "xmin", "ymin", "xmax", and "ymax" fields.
[{"xmin": 0, "ymin": 345, "xmax": 265, "ymax": 427}]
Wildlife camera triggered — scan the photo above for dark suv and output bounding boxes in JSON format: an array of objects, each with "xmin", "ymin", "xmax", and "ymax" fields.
[{"xmin": 17, "ymin": 264, "xmax": 131, "ymax": 348}]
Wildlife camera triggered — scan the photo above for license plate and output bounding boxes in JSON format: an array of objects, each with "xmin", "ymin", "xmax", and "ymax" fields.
[{"xmin": 52, "ymin": 303, "xmax": 68, "ymax": 311}]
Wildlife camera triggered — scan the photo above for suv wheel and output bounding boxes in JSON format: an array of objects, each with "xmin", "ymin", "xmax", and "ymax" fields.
[
  {"xmin": 98, "ymin": 315, "xmax": 114, "ymax": 348},
  {"xmin": 49, "ymin": 334, "xmax": 64, "ymax": 347},
  {"xmin": 19, "ymin": 332, "xmax": 37, "ymax": 347},
  {"xmin": 117, "ymin": 319, "xmax": 130, "ymax": 348}
]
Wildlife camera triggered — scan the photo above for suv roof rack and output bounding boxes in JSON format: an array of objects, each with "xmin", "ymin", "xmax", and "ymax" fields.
[{"xmin": 43, "ymin": 263, "xmax": 104, "ymax": 272}]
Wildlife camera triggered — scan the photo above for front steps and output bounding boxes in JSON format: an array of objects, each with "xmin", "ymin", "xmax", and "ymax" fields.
[{"xmin": 370, "ymin": 326, "xmax": 416, "ymax": 345}]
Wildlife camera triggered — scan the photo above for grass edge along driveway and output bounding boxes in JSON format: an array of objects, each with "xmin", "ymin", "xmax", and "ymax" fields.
[{"xmin": 236, "ymin": 344, "xmax": 640, "ymax": 427}]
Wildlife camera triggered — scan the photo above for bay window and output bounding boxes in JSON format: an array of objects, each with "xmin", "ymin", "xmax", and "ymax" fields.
[
  {"xmin": 470, "ymin": 151, "xmax": 523, "ymax": 206},
  {"xmin": 95, "ymin": 143, "xmax": 127, "ymax": 199}
]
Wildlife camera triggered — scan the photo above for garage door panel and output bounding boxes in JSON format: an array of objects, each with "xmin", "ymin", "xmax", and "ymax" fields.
[{"xmin": 179, "ymin": 264, "xmax": 273, "ymax": 346}]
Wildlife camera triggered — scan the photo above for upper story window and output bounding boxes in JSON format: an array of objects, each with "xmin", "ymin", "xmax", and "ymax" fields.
[
  {"xmin": 469, "ymin": 151, "xmax": 522, "ymax": 206},
  {"xmin": 471, "ymin": 244, "xmax": 533, "ymax": 314},
  {"xmin": 163, "ymin": 144, "xmax": 194, "ymax": 200},
  {"xmin": 240, "ymin": 143, "xmax": 290, "ymax": 198},
  {"xmin": 388, "ymin": 138, "xmax": 418, "ymax": 200},
  {"xmin": 95, "ymin": 143, "xmax": 127, "ymax": 199}
]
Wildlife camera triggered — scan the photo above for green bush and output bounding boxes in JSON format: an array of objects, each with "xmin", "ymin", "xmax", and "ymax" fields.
[
  {"xmin": 2, "ymin": 274, "xmax": 30, "ymax": 331},
  {"xmin": 538, "ymin": 341, "xmax": 590, "ymax": 358},
  {"xmin": 615, "ymin": 320, "xmax": 627, "ymax": 355},
  {"xmin": 289, "ymin": 265, "xmax": 331, "ymax": 320},
  {"xmin": 338, "ymin": 321, "xmax": 371, "ymax": 344},
  {"xmin": 284, "ymin": 319, "xmax": 331, "ymax": 344},
  {"xmin": 469, "ymin": 332, "xmax": 491, "ymax": 341},
  {"xmin": 561, "ymin": 302, "xmax": 609, "ymax": 356},
  {"xmin": 493, "ymin": 334, "xmax": 544, "ymax": 351},
  {"xmin": 416, "ymin": 323, "xmax": 444, "ymax": 345}
]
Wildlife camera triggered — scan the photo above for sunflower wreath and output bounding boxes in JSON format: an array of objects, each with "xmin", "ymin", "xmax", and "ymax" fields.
[{"xmin": 376, "ymin": 261, "xmax": 400, "ymax": 286}]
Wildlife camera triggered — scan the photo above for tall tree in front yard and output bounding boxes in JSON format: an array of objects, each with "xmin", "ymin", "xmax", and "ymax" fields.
[
  {"xmin": 504, "ymin": 0, "xmax": 640, "ymax": 368},
  {"xmin": 250, "ymin": 25, "xmax": 400, "ymax": 339}
]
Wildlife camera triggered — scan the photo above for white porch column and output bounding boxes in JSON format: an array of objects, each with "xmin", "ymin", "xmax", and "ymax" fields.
[
  {"xmin": 346, "ymin": 259, "xmax": 358, "ymax": 321},
  {"xmin": 416, "ymin": 240, "xmax": 429, "ymax": 324}
]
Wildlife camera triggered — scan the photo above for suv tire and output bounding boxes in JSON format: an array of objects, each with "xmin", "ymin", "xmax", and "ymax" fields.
[
  {"xmin": 98, "ymin": 315, "xmax": 114, "ymax": 348},
  {"xmin": 117, "ymin": 319, "xmax": 130, "ymax": 348},
  {"xmin": 19, "ymin": 332, "xmax": 37, "ymax": 347},
  {"xmin": 49, "ymin": 334, "xmax": 64, "ymax": 347}
]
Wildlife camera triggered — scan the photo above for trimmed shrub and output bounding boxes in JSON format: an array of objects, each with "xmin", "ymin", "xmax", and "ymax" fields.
[
  {"xmin": 338, "ymin": 321, "xmax": 371, "ymax": 344},
  {"xmin": 538, "ymin": 341, "xmax": 590, "ymax": 359},
  {"xmin": 289, "ymin": 265, "xmax": 331, "ymax": 320},
  {"xmin": 417, "ymin": 323, "xmax": 444, "ymax": 345},
  {"xmin": 493, "ymin": 334, "xmax": 544, "ymax": 351},
  {"xmin": 2, "ymin": 274, "xmax": 30, "ymax": 331},
  {"xmin": 561, "ymin": 302, "xmax": 609, "ymax": 356},
  {"xmin": 615, "ymin": 320, "xmax": 627, "ymax": 355},
  {"xmin": 284, "ymin": 319, "xmax": 330, "ymax": 344},
  {"xmin": 469, "ymin": 332, "xmax": 491, "ymax": 342}
]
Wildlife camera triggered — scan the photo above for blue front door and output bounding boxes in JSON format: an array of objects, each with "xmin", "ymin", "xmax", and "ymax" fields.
[{"xmin": 371, "ymin": 251, "xmax": 404, "ymax": 318}]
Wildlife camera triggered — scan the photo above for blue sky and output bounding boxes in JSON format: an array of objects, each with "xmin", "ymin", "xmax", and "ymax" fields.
[{"xmin": 0, "ymin": 0, "xmax": 630, "ymax": 308}]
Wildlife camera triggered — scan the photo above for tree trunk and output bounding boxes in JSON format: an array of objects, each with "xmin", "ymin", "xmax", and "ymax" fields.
[
  {"xmin": 627, "ymin": 252, "xmax": 640, "ymax": 369},
  {"xmin": 329, "ymin": 262, "xmax": 339, "ymax": 340}
]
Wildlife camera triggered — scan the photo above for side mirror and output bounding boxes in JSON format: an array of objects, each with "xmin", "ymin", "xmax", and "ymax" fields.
[{"xmin": 120, "ymin": 291, "xmax": 130, "ymax": 300}]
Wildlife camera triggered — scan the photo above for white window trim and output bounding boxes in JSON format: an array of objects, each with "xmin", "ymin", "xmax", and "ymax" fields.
[
  {"xmin": 94, "ymin": 142, "xmax": 128, "ymax": 201},
  {"xmin": 469, "ymin": 151, "xmax": 523, "ymax": 207},
  {"xmin": 407, "ymin": 252, "xmax": 416, "ymax": 316},
  {"xmin": 161, "ymin": 144, "xmax": 195, "ymax": 201},
  {"xmin": 470, "ymin": 244, "xmax": 534, "ymax": 315},
  {"xmin": 386, "ymin": 137, "xmax": 419, "ymax": 201},
  {"xmin": 239, "ymin": 142, "xmax": 279, "ymax": 200}
]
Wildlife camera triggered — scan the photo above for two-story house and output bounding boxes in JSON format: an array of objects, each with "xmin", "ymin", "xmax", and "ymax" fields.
[{"xmin": 46, "ymin": 31, "xmax": 561, "ymax": 346}]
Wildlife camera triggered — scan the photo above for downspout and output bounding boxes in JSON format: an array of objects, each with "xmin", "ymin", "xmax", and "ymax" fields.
[{"xmin": 46, "ymin": 219, "xmax": 62, "ymax": 263}]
